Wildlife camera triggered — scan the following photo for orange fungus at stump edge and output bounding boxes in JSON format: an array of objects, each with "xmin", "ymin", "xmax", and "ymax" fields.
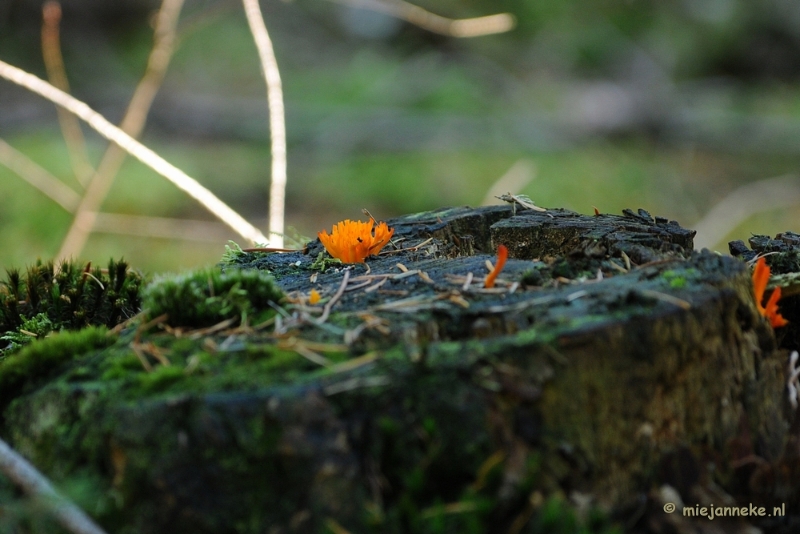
[
  {"xmin": 484, "ymin": 244, "xmax": 508, "ymax": 288},
  {"xmin": 318, "ymin": 218, "xmax": 395, "ymax": 263},
  {"xmin": 309, "ymin": 289, "xmax": 321, "ymax": 305},
  {"xmin": 752, "ymin": 257, "xmax": 788, "ymax": 328}
]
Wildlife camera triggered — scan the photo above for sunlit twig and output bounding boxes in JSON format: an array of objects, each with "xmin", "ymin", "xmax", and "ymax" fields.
[
  {"xmin": 41, "ymin": 1, "xmax": 95, "ymax": 187},
  {"xmin": 242, "ymin": 0, "xmax": 287, "ymax": 248},
  {"xmin": 328, "ymin": 0, "xmax": 515, "ymax": 37},
  {"xmin": 0, "ymin": 138, "xmax": 244, "ymax": 243},
  {"xmin": 0, "ymin": 60, "xmax": 267, "ymax": 246},
  {"xmin": 0, "ymin": 437, "xmax": 108, "ymax": 534},
  {"xmin": 481, "ymin": 159, "xmax": 536, "ymax": 206},
  {"xmin": 0, "ymin": 138, "xmax": 81, "ymax": 212},
  {"xmin": 56, "ymin": 0, "xmax": 190, "ymax": 261}
]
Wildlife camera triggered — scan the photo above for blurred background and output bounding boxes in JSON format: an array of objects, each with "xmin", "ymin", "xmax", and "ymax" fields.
[{"xmin": 1, "ymin": 0, "xmax": 800, "ymax": 273}]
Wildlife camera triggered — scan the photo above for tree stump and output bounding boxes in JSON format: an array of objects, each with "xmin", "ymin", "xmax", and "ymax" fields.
[{"xmin": 0, "ymin": 205, "xmax": 795, "ymax": 534}]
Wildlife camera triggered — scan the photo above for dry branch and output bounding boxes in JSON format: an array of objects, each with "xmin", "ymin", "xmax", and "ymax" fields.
[
  {"xmin": 242, "ymin": 0, "xmax": 287, "ymax": 248},
  {"xmin": 481, "ymin": 159, "xmax": 536, "ymax": 206},
  {"xmin": 0, "ymin": 437, "xmax": 108, "ymax": 534},
  {"xmin": 56, "ymin": 0, "xmax": 189, "ymax": 261},
  {"xmin": 0, "ymin": 61, "xmax": 267, "ymax": 246},
  {"xmin": 41, "ymin": 1, "xmax": 95, "ymax": 187},
  {"xmin": 0, "ymin": 139, "xmax": 245, "ymax": 242},
  {"xmin": 328, "ymin": 0, "xmax": 515, "ymax": 37},
  {"xmin": 0, "ymin": 138, "xmax": 80, "ymax": 212}
]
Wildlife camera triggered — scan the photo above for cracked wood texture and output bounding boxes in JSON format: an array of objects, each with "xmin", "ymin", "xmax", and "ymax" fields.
[{"xmin": 1, "ymin": 205, "xmax": 795, "ymax": 534}]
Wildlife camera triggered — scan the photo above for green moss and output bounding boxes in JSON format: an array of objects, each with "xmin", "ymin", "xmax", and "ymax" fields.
[
  {"xmin": 61, "ymin": 337, "xmax": 343, "ymax": 402},
  {"xmin": 0, "ymin": 311, "xmax": 627, "ymax": 534},
  {"xmin": 0, "ymin": 259, "xmax": 142, "ymax": 355},
  {"xmin": 0, "ymin": 313, "xmax": 54, "ymax": 351},
  {"xmin": 413, "ymin": 493, "xmax": 495, "ymax": 534},
  {"xmin": 219, "ymin": 241, "xmax": 270, "ymax": 267},
  {"xmin": 551, "ymin": 259, "xmax": 576, "ymax": 279},
  {"xmin": 100, "ymin": 354, "xmax": 143, "ymax": 381},
  {"xmin": 661, "ymin": 268, "xmax": 700, "ymax": 290},
  {"xmin": 662, "ymin": 269, "xmax": 685, "ymax": 289},
  {"xmin": 521, "ymin": 266, "xmax": 549, "ymax": 286},
  {"xmin": 529, "ymin": 496, "xmax": 621, "ymax": 534},
  {"xmin": 143, "ymin": 267, "xmax": 284, "ymax": 327},
  {"xmin": 309, "ymin": 251, "xmax": 343, "ymax": 272},
  {"xmin": 137, "ymin": 365, "xmax": 186, "ymax": 392},
  {"xmin": 0, "ymin": 326, "xmax": 113, "ymax": 407},
  {"xmin": 426, "ymin": 328, "xmax": 557, "ymax": 369},
  {"xmin": 670, "ymin": 277, "xmax": 686, "ymax": 288}
]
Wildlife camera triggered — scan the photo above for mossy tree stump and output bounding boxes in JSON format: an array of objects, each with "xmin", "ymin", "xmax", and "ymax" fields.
[{"xmin": 0, "ymin": 205, "xmax": 796, "ymax": 534}]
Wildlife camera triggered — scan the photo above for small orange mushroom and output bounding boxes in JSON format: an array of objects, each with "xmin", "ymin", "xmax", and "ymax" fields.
[
  {"xmin": 484, "ymin": 244, "xmax": 508, "ymax": 288},
  {"xmin": 318, "ymin": 218, "xmax": 394, "ymax": 263},
  {"xmin": 309, "ymin": 289, "xmax": 321, "ymax": 305},
  {"xmin": 752, "ymin": 257, "xmax": 788, "ymax": 328}
]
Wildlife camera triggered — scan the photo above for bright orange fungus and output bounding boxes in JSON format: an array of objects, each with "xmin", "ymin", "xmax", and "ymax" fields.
[
  {"xmin": 484, "ymin": 244, "xmax": 508, "ymax": 288},
  {"xmin": 309, "ymin": 289, "xmax": 321, "ymax": 305},
  {"xmin": 318, "ymin": 218, "xmax": 395, "ymax": 263},
  {"xmin": 752, "ymin": 257, "xmax": 788, "ymax": 328}
]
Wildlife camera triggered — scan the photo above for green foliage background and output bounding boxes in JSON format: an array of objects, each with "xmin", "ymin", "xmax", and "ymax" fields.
[{"xmin": 1, "ymin": 0, "xmax": 799, "ymax": 272}]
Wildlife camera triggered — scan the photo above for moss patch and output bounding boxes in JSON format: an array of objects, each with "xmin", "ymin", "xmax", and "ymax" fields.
[
  {"xmin": 143, "ymin": 267, "xmax": 284, "ymax": 327},
  {"xmin": 0, "ymin": 326, "xmax": 113, "ymax": 408},
  {"xmin": 0, "ymin": 259, "xmax": 142, "ymax": 355}
]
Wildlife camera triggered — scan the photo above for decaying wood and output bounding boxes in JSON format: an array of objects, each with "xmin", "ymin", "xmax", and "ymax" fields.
[{"xmin": 0, "ymin": 205, "xmax": 795, "ymax": 534}]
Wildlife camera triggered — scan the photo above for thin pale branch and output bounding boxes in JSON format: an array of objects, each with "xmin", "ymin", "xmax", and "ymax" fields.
[
  {"xmin": 0, "ymin": 138, "xmax": 247, "ymax": 242},
  {"xmin": 0, "ymin": 60, "xmax": 267, "ymax": 245},
  {"xmin": 41, "ymin": 1, "xmax": 95, "ymax": 187},
  {"xmin": 56, "ymin": 0, "xmax": 190, "ymax": 261},
  {"xmin": 0, "ymin": 138, "xmax": 80, "ymax": 211},
  {"xmin": 481, "ymin": 159, "xmax": 536, "ymax": 206},
  {"xmin": 0, "ymin": 437, "xmax": 108, "ymax": 534},
  {"xmin": 242, "ymin": 0, "xmax": 287, "ymax": 248},
  {"xmin": 692, "ymin": 174, "xmax": 800, "ymax": 251},
  {"xmin": 328, "ymin": 0, "xmax": 515, "ymax": 37}
]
